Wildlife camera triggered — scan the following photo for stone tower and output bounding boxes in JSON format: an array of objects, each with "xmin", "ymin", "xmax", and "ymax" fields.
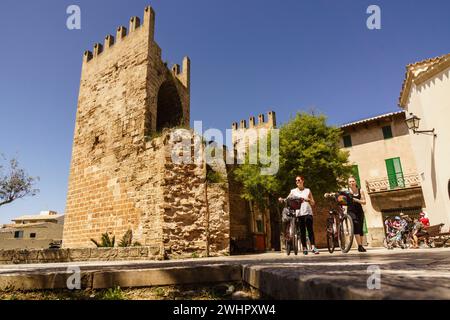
[
  {"xmin": 228, "ymin": 111, "xmax": 278, "ymax": 252},
  {"xmin": 63, "ymin": 6, "xmax": 229, "ymax": 256}
]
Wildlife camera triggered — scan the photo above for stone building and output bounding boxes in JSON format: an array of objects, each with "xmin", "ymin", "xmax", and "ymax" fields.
[
  {"xmin": 399, "ymin": 54, "xmax": 450, "ymax": 230},
  {"xmin": 0, "ymin": 211, "xmax": 64, "ymax": 250},
  {"xmin": 63, "ymin": 6, "xmax": 230, "ymax": 257},
  {"xmin": 229, "ymin": 112, "xmax": 281, "ymax": 252},
  {"xmin": 340, "ymin": 111, "xmax": 425, "ymax": 246}
]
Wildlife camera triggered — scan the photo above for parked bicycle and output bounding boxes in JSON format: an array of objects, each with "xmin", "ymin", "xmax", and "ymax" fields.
[
  {"xmin": 324, "ymin": 191, "xmax": 355, "ymax": 253},
  {"xmin": 280, "ymin": 197, "xmax": 304, "ymax": 255},
  {"xmin": 384, "ymin": 216, "xmax": 402, "ymax": 249}
]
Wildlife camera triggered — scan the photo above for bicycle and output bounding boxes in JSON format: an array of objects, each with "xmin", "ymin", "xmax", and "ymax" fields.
[
  {"xmin": 324, "ymin": 191, "xmax": 355, "ymax": 253},
  {"xmin": 280, "ymin": 197, "xmax": 304, "ymax": 256},
  {"xmin": 384, "ymin": 217, "xmax": 411, "ymax": 249}
]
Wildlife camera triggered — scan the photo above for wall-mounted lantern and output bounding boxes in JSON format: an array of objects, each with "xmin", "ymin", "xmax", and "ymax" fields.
[{"xmin": 405, "ymin": 113, "xmax": 436, "ymax": 136}]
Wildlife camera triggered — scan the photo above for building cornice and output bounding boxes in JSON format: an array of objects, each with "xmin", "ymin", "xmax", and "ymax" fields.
[{"xmin": 399, "ymin": 54, "xmax": 450, "ymax": 108}]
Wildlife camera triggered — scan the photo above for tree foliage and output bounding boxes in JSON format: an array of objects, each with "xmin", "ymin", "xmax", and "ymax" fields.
[
  {"xmin": 233, "ymin": 112, "xmax": 352, "ymax": 207},
  {"xmin": 0, "ymin": 155, "xmax": 39, "ymax": 207}
]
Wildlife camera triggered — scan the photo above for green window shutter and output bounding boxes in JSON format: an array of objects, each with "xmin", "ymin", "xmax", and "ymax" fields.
[
  {"xmin": 385, "ymin": 158, "xmax": 396, "ymax": 189},
  {"xmin": 351, "ymin": 165, "xmax": 361, "ymax": 188},
  {"xmin": 343, "ymin": 135, "xmax": 352, "ymax": 147},
  {"xmin": 393, "ymin": 158, "xmax": 405, "ymax": 187},
  {"xmin": 385, "ymin": 157, "xmax": 404, "ymax": 189},
  {"xmin": 382, "ymin": 125, "xmax": 393, "ymax": 139}
]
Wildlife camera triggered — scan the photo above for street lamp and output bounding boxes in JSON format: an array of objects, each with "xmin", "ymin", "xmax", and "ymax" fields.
[{"xmin": 405, "ymin": 113, "xmax": 436, "ymax": 136}]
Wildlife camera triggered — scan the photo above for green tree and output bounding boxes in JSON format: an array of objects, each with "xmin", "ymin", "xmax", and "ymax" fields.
[{"xmin": 233, "ymin": 112, "xmax": 352, "ymax": 207}]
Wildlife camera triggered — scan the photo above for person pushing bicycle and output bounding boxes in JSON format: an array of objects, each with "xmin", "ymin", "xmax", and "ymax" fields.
[
  {"xmin": 346, "ymin": 176, "xmax": 367, "ymax": 252},
  {"xmin": 279, "ymin": 175, "xmax": 319, "ymax": 255}
]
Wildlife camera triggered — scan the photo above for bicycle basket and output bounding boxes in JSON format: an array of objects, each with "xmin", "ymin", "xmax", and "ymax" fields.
[{"xmin": 286, "ymin": 198, "xmax": 302, "ymax": 210}]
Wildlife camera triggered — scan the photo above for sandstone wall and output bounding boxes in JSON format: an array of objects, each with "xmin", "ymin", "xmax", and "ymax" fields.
[
  {"xmin": 65, "ymin": 126, "xmax": 231, "ymax": 257},
  {"xmin": 311, "ymin": 203, "xmax": 329, "ymax": 249},
  {"xmin": 160, "ymin": 133, "xmax": 230, "ymax": 258},
  {"xmin": 205, "ymin": 183, "xmax": 230, "ymax": 255},
  {"xmin": 63, "ymin": 7, "xmax": 191, "ymax": 250}
]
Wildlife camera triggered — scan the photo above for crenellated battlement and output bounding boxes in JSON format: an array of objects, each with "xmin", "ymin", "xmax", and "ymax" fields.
[
  {"xmin": 82, "ymin": 6, "xmax": 155, "ymax": 64},
  {"xmin": 104, "ymin": 35, "xmax": 114, "ymax": 49},
  {"xmin": 231, "ymin": 111, "xmax": 277, "ymax": 130},
  {"xmin": 81, "ymin": 5, "xmax": 190, "ymax": 89}
]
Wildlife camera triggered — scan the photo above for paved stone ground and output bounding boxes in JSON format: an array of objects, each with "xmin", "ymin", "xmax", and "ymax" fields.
[{"xmin": 0, "ymin": 248, "xmax": 449, "ymax": 299}]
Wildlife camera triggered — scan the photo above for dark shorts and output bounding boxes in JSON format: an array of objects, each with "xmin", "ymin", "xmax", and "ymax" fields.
[{"xmin": 348, "ymin": 210, "xmax": 365, "ymax": 236}]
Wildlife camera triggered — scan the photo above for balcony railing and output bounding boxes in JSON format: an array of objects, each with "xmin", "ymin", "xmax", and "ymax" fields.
[{"xmin": 365, "ymin": 173, "xmax": 421, "ymax": 193}]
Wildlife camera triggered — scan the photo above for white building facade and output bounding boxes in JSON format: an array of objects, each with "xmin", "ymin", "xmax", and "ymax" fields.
[{"xmin": 399, "ymin": 54, "xmax": 450, "ymax": 229}]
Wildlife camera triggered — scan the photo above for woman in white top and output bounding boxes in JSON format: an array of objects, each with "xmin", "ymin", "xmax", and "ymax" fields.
[{"xmin": 278, "ymin": 175, "xmax": 319, "ymax": 255}]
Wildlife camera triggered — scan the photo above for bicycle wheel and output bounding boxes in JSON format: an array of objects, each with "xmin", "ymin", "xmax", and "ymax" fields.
[
  {"xmin": 292, "ymin": 219, "xmax": 298, "ymax": 255},
  {"xmin": 443, "ymin": 238, "xmax": 450, "ymax": 248},
  {"xmin": 293, "ymin": 234, "xmax": 299, "ymax": 255},
  {"xmin": 403, "ymin": 235, "xmax": 412, "ymax": 249},
  {"xmin": 285, "ymin": 239, "xmax": 291, "ymax": 256},
  {"xmin": 327, "ymin": 230, "xmax": 335, "ymax": 253},
  {"xmin": 339, "ymin": 214, "xmax": 354, "ymax": 253},
  {"xmin": 383, "ymin": 238, "xmax": 389, "ymax": 249},
  {"xmin": 326, "ymin": 217, "xmax": 335, "ymax": 253}
]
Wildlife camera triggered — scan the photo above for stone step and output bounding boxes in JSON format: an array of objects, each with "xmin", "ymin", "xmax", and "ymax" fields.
[{"xmin": 0, "ymin": 264, "xmax": 241, "ymax": 291}]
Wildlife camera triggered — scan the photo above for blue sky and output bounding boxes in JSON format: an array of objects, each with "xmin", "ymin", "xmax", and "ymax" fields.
[{"xmin": 1, "ymin": 0, "xmax": 450, "ymax": 223}]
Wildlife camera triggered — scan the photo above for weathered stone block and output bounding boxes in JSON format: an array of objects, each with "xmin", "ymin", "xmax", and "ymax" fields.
[
  {"xmin": 68, "ymin": 248, "xmax": 91, "ymax": 261},
  {"xmin": 0, "ymin": 250, "xmax": 14, "ymax": 263},
  {"xmin": 117, "ymin": 247, "xmax": 140, "ymax": 258},
  {"xmin": 89, "ymin": 248, "xmax": 119, "ymax": 260},
  {"xmin": 37, "ymin": 249, "xmax": 69, "ymax": 263}
]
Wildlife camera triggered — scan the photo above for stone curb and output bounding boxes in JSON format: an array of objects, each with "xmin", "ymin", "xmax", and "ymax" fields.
[
  {"xmin": 0, "ymin": 264, "xmax": 242, "ymax": 291},
  {"xmin": 242, "ymin": 265, "xmax": 382, "ymax": 300}
]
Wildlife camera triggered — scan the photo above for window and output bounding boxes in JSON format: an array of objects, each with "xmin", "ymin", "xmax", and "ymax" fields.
[
  {"xmin": 14, "ymin": 231, "xmax": 24, "ymax": 239},
  {"xmin": 382, "ymin": 125, "xmax": 393, "ymax": 139},
  {"xmin": 385, "ymin": 157, "xmax": 404, "ymax": 189},
  {"xmin": 351, "ymin": 165, "xmax": 361, "ymax": 188},
  {"xmin": 343, "ymin": 135, "xmax": 352, "ymax": 147},
  {"xmin": 30, "ymin": 233, "xmax": 36, "ymax": 238}
]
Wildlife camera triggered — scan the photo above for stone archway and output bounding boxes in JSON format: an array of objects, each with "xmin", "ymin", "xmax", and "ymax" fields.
[{"xmin": 156, "ymin": 80, "xmax": 183, "ymax": 131}]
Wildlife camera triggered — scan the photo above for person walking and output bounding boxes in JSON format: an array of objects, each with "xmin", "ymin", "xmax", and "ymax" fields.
[
  {"xmin": 347, "ymin": 176, "xmax": 367, "ymax": 252},
  {"xmin": 279, "ymin": 176, "xmax": 319, "ymax": 255}
]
